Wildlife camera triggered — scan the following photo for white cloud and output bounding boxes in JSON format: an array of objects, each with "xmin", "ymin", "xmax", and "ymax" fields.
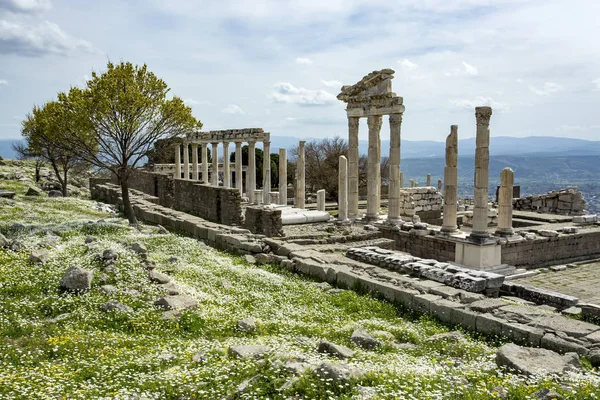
[
  {"xmin": 0, "ymin": 79, "xmax": 7, "ymax": 85},
  {"xmin": 0, "ymin": 0, "xmax": 51, "ymax": 13},
  {"xmin": 295, "ymin": 57, "xmax": 312, "ymax": 65},
  {"xmin": 444, "ymin": 61, "xmax": 479, "ymax": 77},
  {"xmin": 398, "ymin": 58, "xmax": 418, "ymax": 70},
  {"xmin": 592, "ymin": 78, "xmax": 600, "ymax": 90},
  {"xmin": 320, "ymin": 79, "xmax": 342, "ymax": 88},
  {"xmin": 184, "ymin": 98, "xmax": 210, "ymax": 106},
  {"xmin": 461, "ymin": 61, "xmax": 478, "ymax": 76},
  {"xmin": 449, "ymin": 96, "xmax": 507, "ymax": 111},
  {"xmin": 271, "ymin": 82, "xmax": 336, "ymax": 106},
  {"xmin": 221, "ymin": 104, "xmax": 245, "ymax": 115},
  {"xmin": 529, "ymin": 82, "xmax": 563, "ymax": 96}
]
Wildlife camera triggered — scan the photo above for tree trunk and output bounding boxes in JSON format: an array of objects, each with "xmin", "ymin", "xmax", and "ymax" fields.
[
  {"xmin": 35, "ymin": 162, "xmax": 41, "ymax": 183},
  {"xmin": 119, "ymin": 178, "xmax": 137, "ymax": 225},
  {"xmin": 62, "ymin": 169, "xmax": 68, "ymax": 197}
]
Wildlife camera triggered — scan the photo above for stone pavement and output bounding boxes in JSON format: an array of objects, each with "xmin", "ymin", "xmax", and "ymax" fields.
[{"xmin": 518, "ymin": 262, "xmax": 600, "ymax": 305}]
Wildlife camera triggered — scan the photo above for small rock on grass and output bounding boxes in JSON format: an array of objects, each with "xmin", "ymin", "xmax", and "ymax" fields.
[
  {"xmin": 59, "ymin": 266, "xmax": 93, "ymax": 293},
  {"xmin": 317, "ymin": 340, "xmax": 354, "ymax": 359},
  {"xmin": 351, "ymin": 328, "xmax": 382, "ymax": 350},
  {"xmin": 130, "ymin": 243, "xmax": 147, "ymax": 255},
  {"xmin": 244, "ymin": 255, "xmax": 256, "ymax": 264},
  {"xmin": 99, "ymin": 300, "xmax": 133, "ymax": 314},
  {"xmin": 99, "ymin": 284, "xmax": 118, "ymax": 295},
  {"xmin": 228, "ymin": 345, "xmax": 271, "ymax": 359},
  {"xmin": 315, "ymin": 362, "xmax": 363, "ymax": 383},
  {"xmin": 426, "ymin": 331, "xmax": 465, "ymax": 343},
  {"xmin": 192, "ymin": 352, "xmax": 207, "ymax": 363},
  {"xmin": 537, "ymin": 389, "xmax": 563, "ymax": 400},
  {"xmin": 148, "ymin": 269, "xmax": 170, "ymax": 284},
  {"xmin": 30, "ymin": 248, "xmax": 49, "ymax": 265},
  {"xmin": 237, "ymin": 318, "xmax": 257, "ymax": 333},
  {"xmin": 154, "ymin": 295, "xmax": 197, "ymax": 311}
]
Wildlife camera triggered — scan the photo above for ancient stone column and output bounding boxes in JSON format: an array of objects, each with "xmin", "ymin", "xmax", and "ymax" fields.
[
  {"xmin": 426, "ymin": 174, "xmax": 431, "ymax": 187},
  {"xmin": 222, "ymin": 141, "xmax": 230, "ymax": 188},
  {"xmin": 183, "ymin": 143, "xmax": 189, "ymax": 180},
  {"xmin": 470, "ymin": 106, "xmax": 493, "ymax": 239},
  {"xmin": 279, "ymin": 148, "xmax": 287, "ymax": 205},
  {"xmin": 399, "ymin": 172, "xmax": 404, "ymax": 188},
  {"xmin": 191, "ymin": 143, "xmax": 199, "ymax": 180},
  {"xmin": 211, "ymin": 142, "xmax": 219, "ymax": 186},
  {"xmin": 347, "ymin": 117, "xmax": 360, "ymax": 218},
  {"xmin": 248, "ymin": 141, "xmax": 256, "ymax": 203},
  {"xmin": 201, "ymin": 143, "xmax": 208, "ymax": 183},
  {"xmin": 388, "ymin": 113, "xmax": 402, "ymax": 223},
  {"xmin": 175, "ymin": 143, "xmax": 181, "ymax": 179},
  {"xmin": 263, "ymin": 138, "xmax": 271, "ymax": 204},
  {"xmin": 437, "ymin": 179, "xmax": 442, "ymax": 192},
  {"xmin": 366, "ymin": 115, "xmax": 382, "ymax": 221},
  {"xmin": 409, "ymin": 179, "xmax": 415, "ymax": 188},
  {"xmin": 296, "ymin": 141, "xmax": 306, "ymax": 209},
  {"xmin": 235, "ymin": 142, "xmax": 242, "ymax": 195},
  {"xmin": 496, "ymin": 167, "xmax": 515, "ymax": 236},
  {"xmin": 441, "ymin": 125, "xmax": 459, "ymax": 233},
  {"xmin": 338, "ymin": 155, "xmax": 348, "ymax": 221},
  {"xmin": 317, "ymin": 189, "xmax": 326, "ymax": 211}
]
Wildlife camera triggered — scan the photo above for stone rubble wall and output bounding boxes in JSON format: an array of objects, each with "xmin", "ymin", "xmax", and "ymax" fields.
[
  {"xmin": 399, "ymin": 187, "xmax": 442, "ymax": 216},
  {"xmin": 243, "ymin": 206, "xmax": 284, "ymax": 237},
  {"xmin": 379, "ymin": 226, "xmax": 456, "ymax": 262},
  {"xmin": 463, "ymin": 207, "xmax": 498, "ymax": 227},
  {"xmin": 513, "ymin": 187, "xmax": 587, "ymax": 216},
  {"xmin": 173, "ymin": 178, "xmax": 242, "ymax": 226}
]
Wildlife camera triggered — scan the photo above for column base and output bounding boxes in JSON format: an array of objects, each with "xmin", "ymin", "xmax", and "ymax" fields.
[
  {"xmin": 455, "ymin": 241, "xmax": 502, "ymax": 269},
  {"xmin": 440, "ymin": 225, "xmax": 458, "ymax": 233},
  {"xmin": 495, "ymin": 228, "xmax": 514, "ymax": 236},
  {"xmin": 468, "ymin": 231, "xmax": 493, "ymax": 244}
]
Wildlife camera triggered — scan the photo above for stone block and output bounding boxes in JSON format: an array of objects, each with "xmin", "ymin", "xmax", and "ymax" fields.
[
  {"xmin": 501, "ymin": 322, "xmax": 543, "ymax": 347},
  {"xmin": 476, "ymin": 314, "xmax": 504, "ymax": 336},
  {"xmin": 412, "ymin": 294, "xmax": 442, "ymax": 314},
  {"xmin": 541, "ymin": 333, "xmax": 588, "ymax": 356},
  {"xmin": 451, "ymin": 307, "xmax": 478, "ymax": 331},
  {"xmin": 430, "ymin": 299, "xmax": 462, "ymax": 323},
  {"xmin": 394, "ymin": 287, "xmax": 420, "ymax": 309}
]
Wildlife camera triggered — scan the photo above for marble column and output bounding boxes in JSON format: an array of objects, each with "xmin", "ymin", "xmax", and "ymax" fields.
[
  {"xmin": 441, "ymin": 125, "xmax": 459, "ymax": 233},
  {"xmin": 399, "ymin": 172, "xmax": 404, "ymax": 188},
  {"xmin": 191, "ymin": 144, "xmax": 199, "ymax": 181},
  {"xmin": 263, "ymin": 139, "xmax": 271, "ymax": 204},
  {"xmin": 347, "ymin": 117, "xmax": 360, "ymax": 218},
  {"xmin": 279, "ymin": 148, "xmax": 287, "ymax": 205},
  {"xmin": 222, "ymin": 141, "xmax": 230, "ymax": 188},
  {"xmin": 470, "ymin": 106, "xmax": 493, "ymax": 239},
  {"xmin": 426, "ymin": 174, "xmax": 431, "ymax": 187},
  {"xmin": 438, "ymin": 179, "xmax": 442, "ymax": 192},
  {"xmin": 317, "ymin": 189, "xmax": 326, "ymax": 211},
  {"xmin": 496, "ymin": 167, "xmax": 515, "ymax": 236},
  {"xmin": 248, "ymin": 141, "xmax": 256, "ymax": 203},
  {"xmin": 201, "ymin": 143, "xmax": 208, "ymax": 183},
  {"xmin": 211, "ymin": 142, "xmax": 219, "ymax": 186},
  {"xmin": 388, "ymin": 113, "xmax": 402, "ymax": 223},
  {"xmin": 366, "ymin": 115, "xmax": 382, "ymax": 221},
  {"xmin": 175, "ymin": 143, "xmax": 181, "ymax": 179},
  {"xmin": 183, "ymin": 143, "xmax": 190, "ymax": 180},
  {"xmin": 235, "ymin": 142, "xmax": 242, "ymax": 195},
  {"xmin": 296, "ymin": 141, "xmax": 306, "ymax": 209},
  {"xmin": 338, "ymin": 155, "xmax": 348, "ymax": 221}
]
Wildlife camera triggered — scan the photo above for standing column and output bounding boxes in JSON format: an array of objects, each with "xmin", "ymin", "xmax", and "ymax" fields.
[
  {"xmin": 235, "ymin": 142, "xmax": 243, "ymax": 195},
  {"xmin": 338, "ymin": 155, "xmax": 348, "ymax": 221},
  {"xmin": 183, "ymin": 143, "xmax": 190, "ymax": 180},
  {"xmin": 496, "ymin": 167, "xmax": 515, "ymax": 236},
  {"xmin": 263, "ymin": 138, "xmax": 271, "ymax": 204},
  {"xmin": 175, "ymin": 143, "xmax": 181, "ymax": 179},
  {"xmin": 248, "ymin": 141, "xmax": 256, "ymax": 203},
  {"xmin": 441, "ymin": 125, "xmax": 459, "ymax": 233},
  {"xmin": 366, "ymin": 115, "xmax": 383, "ymax": 221},
  {"xmin": 399, "ymin": 172, "xmax": 404, "ymax": 188},
  {"xmin": 223, "ymin": 141, "xmax": 230, "ymax": 188},
  {"xmin": 437, "ymin": 179, "xmax": 442, "ymax": 192},
  {"xmin": 279, "ymin": 148, "xmax": 287, "ymax": 205},
  {"xmin": 201, "ymin": 143, "xmax": 208, "ymax": 183},
  {"xmin": 296, "ymin": 141, "xmax": 306, "ymax": 209},
  {"xmin": 347, "ymin": 117, "xmax": 360, "ymax": 219},
  {"xmin": 316, "ymin": 190, "xmax": 326, "ymax": 211},
  {"xmin": 388, "ymin": 113, "xmax": 402, "ymax": 223},
  {"xmin": 211, "ymin": 142, "xmax": 219, "ymax": 186},
  {"xmin": 426, "ymin": 174, "xmax": 431, "ymax": 187},
  {"xmin": 191, "ymin": 144, "xmax": 199, "ymax": 181},
  {"xmin": 471, "ymin": 106, "xmax": 493, "ymax": 239}
]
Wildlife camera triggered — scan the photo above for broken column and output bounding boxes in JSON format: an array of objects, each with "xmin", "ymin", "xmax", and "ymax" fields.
[
  {"xmin": 426, "ymin": 174, "xmax": 431, "ymax": 187},
  {"xmin": 263, "ymin": 136, "xmax": 271, "ymax": 204},
  {"xmin": 211, "ymin": 143, "xmax": 219, "ymax": 186},
  {"xmin": 296, "ymin": 141, "xmax": 306, "ymax": 209},
  {"xmin": 317, "ymin": 189, "xmax": 326, "ymax": 211},
  {"xmin": 388, "ymin": 113, "xmax": 402, "ymax": 224},
  {"xmin": 201, "ymin": 143, "xmax": 208, "ymax": 183},
  {"xmin": 223, "ymin": 141, "xmax": 230, "ymax": 188},
  {"xmin": 437, "ymin": 179, "xmax": 442, "ymax": 192},
  {"xmin": 338, "ymin": 155, "xmax": 348, "ymax": 221},
  {"xmin": 496, "ymin": 167, "xmax": 515, "ymax": 236},
  {"xmin": 235, "ymin": 141, "xmax": 242, "ymax": 195},
  {"xmin": 441, "ymin": 125, "xmax": 458, "ymax": 233},
  {"xmin": 175, "ymin": 143, "xmax": 181, "ymax": 179},
  {"xmin": 470, "ymin": 106, "xmax": 493, "ymax": 239},
  {"xmin": 279, "ymin": 148, "xmax": 287, "ymax": 205},
  {"xmin": 248, "ymin": 141, "xmax": 256, "ymax": 203},
  {"xmin": 183, "ymin": 143, "xmax": 189, "ymax": 179},
  {"xmin": 191, "ymin": 143, "xmax": 199, "ymax": 180},
  {"xmin": 347, "ymin": 117, "xmax": 360, "ymax": 219},
  {"xmin": 366, "ymin": 115, "xmax": 382, "ymax": 221}
]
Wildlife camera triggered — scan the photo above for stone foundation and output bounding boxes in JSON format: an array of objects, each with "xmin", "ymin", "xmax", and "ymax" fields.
[
  {"xmin": 513, "ymin": 187, "xmax": 587, "ymax": 216},
  {"xmin": 244, "ymin": 206, "xmax": 284, "ymax": 237},
  {"xmin": 173, "ymin": 179, "xmax": 242, "ymax": 226}
]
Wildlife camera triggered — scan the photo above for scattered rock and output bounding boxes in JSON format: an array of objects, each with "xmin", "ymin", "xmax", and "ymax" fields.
[
  {"xmin": 495, "ymin": 343, "xmax": 582, "ymax": 376},
  {"xmin": 168, "ymin": 256, "xmax": 179, "ymax": 263},
  {"xmin": 99, "ymin": 284, "xmax": 118, "ymax": 295},
  {"xmin": 538, "ymin": 229, "xmax": 559, "ymax": 238},
  {"xmin": 491, "ymin": 386, "xmax": 508, "ymax": 399},
  {"xmin": 0, "ymin": 233, "xmax": 9, "ymax": 247},
  {"xmin": 550, "ymin": 265, "xmax": 567, "ymax": 272},
  {"xmin": 102, "ymin": 249, "xmax": 118, "ymax": 261},
  {"xmin": 228, "ymin": 345, "xmax": 271, "ymax": 359},
  {"xmin": 328, "ymin": 289, "xmax": 345, "ymax": 295},
  {"xmin": 351, "ymin": 328, "xmax": 381, "ymax": 350},
  {"xmin": 315, "ymin": 362, "xmax": 362, "ymax": 383},
  {"xmin": 98, "ymin": 273, "xmax": 110, "ymax": 283},
  {"xmin": 160, "ymin": 282, "xmax": 179, "ymax": 295},
  {"xmin": 284, "ymin": 360, "xmax": 311, "ymax": 375},
  {"xmin": 48, "ymin": 190, "xmax": 63, "ymax": 197},
  {"xmin": 363, "ymin": 225, "xmax": 378, "ymax": 231},
  {"xmin": 59, "ymin": 266, "xmax": 93, "ymax": 293},
  {"xmin": 156, "ymin": 225, "xmax": 169, "ymax": 234},
  {"xmin": 130, "ymin": 243, "xmax": 147, "ymax": 255},
  {"xmin": 244, "ymin": 255, "xmax": 256, "ymax": 264},
  {"xmin": 237, "ymin": 318, "xmax": 257, "ymax": 333},
  {"xmin": 426, "ymin": 331, "xmax": 465, "ymax": 343},
  {"xmin": 99, "ymin": 300, "xmax": 133, "ymax": 314},
  {"xmin": 234, "ymin": 375, "xmax": 260, "ymax": 396},
  {"xmin": 536, "ymin": 389, "xmax": 563, "ymax": 400},
  {"xmin": 161, "ymin": 310, "xmax": 182, "ymax": 320},
  {"xmin": 104, "ymin": 265, "xmax": 117, "ymax": 274},
  {"xmin": 29, "ymin": 249, "xmax": 50, "ymax": 265},
  {"xmin": 589, "ymin": 349, "xmax": 600, "ymax": 368},
  {"xmin": 25, "ymin": 187, "xmax": 42, "ymax": 196},
  {"xmin": 317, "ymin": 340, "xmax": 355, "ymax": 359},
  {"xmin": 84, "ymin": 236, "xmax": 97, "ymax": 244},
  {"xmin": 192, "ymin": 352, "xmax": 207, "ymax": 363},
  {"xmin": 148, "ymin": 269, "xmax": 170, "ymax": 284},
  {"xmin": 312, "ymin": 281, "xmax": 331, "ymax": 291},
  {"xmin": 154, "ymin": 295, "xmax": 198, "ymax": 310}
]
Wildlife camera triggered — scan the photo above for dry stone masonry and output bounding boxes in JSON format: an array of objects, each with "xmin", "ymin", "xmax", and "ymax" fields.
[{"xmin": 513, "ymin": 187, "xmax": 587, "ymax": 216}]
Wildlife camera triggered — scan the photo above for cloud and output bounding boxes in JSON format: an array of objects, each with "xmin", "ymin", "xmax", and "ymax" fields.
[
  {"xmin": 445, "ymin": 61, "xmax": 479, "ymax": 77},
  {"xmin": 184, "ymin": 98, "xmax": 210, "ymax": 106},
  {"xmin": 449, "ymin": 96, "xmax": 507, "ymax": 111},
  {"xmin": 295, "ymin": 57, "xmax": 312, "ymax": 65},
  {"xmin": 529, "ymin": 82, "xmax": 563, "ymax": 96},
  {"xmin": 0, "ymin": 79, "xmax": 7, "ymax": 85},
  {"xmin": 398, "ymin": 58, "xmax": 418, "ymax": 70},
  {"xmin": 221, "ymin": 104, "xmax": 245, "ymax": 115},
  {"xmin": 592, "ymin": 78, "xmax": 600, "ymax": 91},
  {"xmin": 320, "ymin": 79, "xmax": 342, "ymax": 88},
  {"xmin": 0, "ymin": 0, "xmax": 51, "ymax": 13},
  {"xmin": 271, "ymin": 82, "xmax": 336, "ymax": 106},
  {"xmin": 461, "ymin": 61, "xmax": 478, "ymax": 76}
]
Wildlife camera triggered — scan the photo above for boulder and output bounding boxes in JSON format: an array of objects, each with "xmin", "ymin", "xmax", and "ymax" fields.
[
  {"xmin": 99, "ymin": 300, "xmax": 133, "ymax": 314},
  {"xmin": 589, "ymin": 349, "xmax": 600, "ymax": 368},
  {"xmin": 85, "ymin": 236, "xmax": 97, "ymax": 244},
  {"xmin": 315, "ymin": 362, "xmax": 363, "ymax": 383},
  {"xmin": 99, "ymin": 284, "xmax": 118, "ymax": 295},
  {"xmin": 148, "ymin": 270, "xmax": 170, "ymax": 284},
  {"xmin": 25, "ymin": 187, "xmax": 42, "ymax": 196},
  {"xmin": 48, "ymin": 190, "xmax": 63, "ymax": 197},
  {"xmin": 228, "ymin": 345, "xmax": 271, "ymax": 359},
  {"xmin": 495, "ymin": 343, "xmax": 582, "ymax": 376},
  {"xmin": 130, "ymin": 243, "xmax": 147, "ymax": 255},
  {"xmin": 102, "ymin": 249, "xmax": 118, "ymax": 261},
  {"xmin": 154, "ymin": 295, "xmax": 197, "ymax": 310},
  {"xmin": 284, "ymin": 360, "xmax": 311, "ymax": 375},
  {"xmin": 317, "ymin": 340, "xmax": 355, "ymax": 359},
  {"xmin": 160, "ymin": 282, "xmax": 179, "ymax": 295},
  {"xmin": 237, "ymin": 318, "xmax": 257, "ymax": 333},
  {"xmin": 29, "ymin": 249, "xmax": 50, "ymax": 265},
  {"xmin": 350, "ymin": 328, "xmax": 382, "ymax": 350},
  {"xmin": 244, "ymin": 255, "xmax": 256, "ymax": 264},
  {"xmin": 59, "ymin": 266, "xmax": 93, "ymax": 293}
]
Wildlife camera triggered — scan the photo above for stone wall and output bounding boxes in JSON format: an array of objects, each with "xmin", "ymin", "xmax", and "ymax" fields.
[
  {"xmin": 379, "ymin": 226, "xmax": 456, "ymax": 262},
  {"xmin": 513, "ymin": 187, "xmax": 587, "ymax": 215},
  {"xmin": 173, "ymin": 179, "xmax": 242, "ymax": 226},
  {"xmin": 399, "ymin": 187, "xmax": 443, "ymax": 222},
  {"xmin": 243, "ymin": 206, "xmax": 284, "ymax": 237},
  {"xmin": 463, "ymin": 208, "xmax": 498, "ymax": 227}
]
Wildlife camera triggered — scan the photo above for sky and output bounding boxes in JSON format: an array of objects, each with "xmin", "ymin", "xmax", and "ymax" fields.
[{"xmin": 1, "ymin": 0, "xmax": 600, "ymax": 143}]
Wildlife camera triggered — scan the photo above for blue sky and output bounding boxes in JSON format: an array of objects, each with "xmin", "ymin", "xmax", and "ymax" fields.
[{"xmin": 1, "ymin": 0, "xmax": 600, "ymax": 142}]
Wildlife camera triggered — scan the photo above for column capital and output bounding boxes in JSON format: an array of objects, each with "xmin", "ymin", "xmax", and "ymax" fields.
[
  {"xmin": 389, "ymin": 113, "xmax": 403, "ymax": 125},
  {"xmin": 475, "ymin": 106, "xmax": 492, "ymax": 125},
  {"xmin": 367, "ymin": 114, "xmax": 383, "ymax": 130},
  {"xmin": 348, "ymin": 116, "xmax": 360, "ymax": 129},
  {"xmin": 500, "ymin": 167, "xmax": 514, "ymax": 185}
]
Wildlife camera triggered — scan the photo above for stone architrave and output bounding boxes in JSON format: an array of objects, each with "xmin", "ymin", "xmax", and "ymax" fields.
[
  {"xmin": 175, "ymin": 143, "xmax": 181, "ymax": 179},
  {"xmin": 366, "ymin": 115, "xmax": 383, "ymax": 221},
  {"xmin": 279, "ymin": 148, "xmax": 287, "ymax": 205},
  {"xmin": 426, "ymin": 174, "xmax": 431, "ymax": 187},
  {"xmin": 388, "ymin": 113, "xmax": 402, "ymax": 223},
  {"xmin": 347, "ymin": 117, "xmax": 360, "ymax": 218},
  {"xmin": 317, "ymin": 189, "xmax": 326, "ymax": 211},
  {"xmin": 248, "ymin": 141, "xmax": 256, "ymax": 203},
  {"xmin": 496, "ymin": 167, "xmax": 515, "ymax": 236},
  {"xmin": 470, "ymin": 107, "xmax": 493, "ymax": 239},
  {"xmin": 441, "ymin": 125, "xmax": 459, "ymax": 233},
  {"xmin": 437, "ymin": 179, "xmax": 442, "ymax": 191},
  {"xmin": 338, "ymin": 155, "xmax": 348, "ymax": 221},
  {"xmin": 201, "ymin": 143, "xmax": 208, "ymax": 183},
  {"xmin": 183, "ymin": 143, "xmax": 190, "ymax": 180},
  {"xmin": 211, "ymin": 143, "xmax": 219, "ymax": 186},
  {"xmin": 235, "ymin": 142, "xmax": 242, "ymax": 195},
  {"xmin": 263, "ymin": 137, "xmax": 271, "ymax": 204},
  {"xmin": 191, "ymin": 143, "xmax": 199, "ymax": 180},
  {"xmin": 223, "ymin": 141, "xmax": 230, "ymax": 188},
  {"xmin": 297, "ymin": 141, "xmax": 306, "ymax": 209}
]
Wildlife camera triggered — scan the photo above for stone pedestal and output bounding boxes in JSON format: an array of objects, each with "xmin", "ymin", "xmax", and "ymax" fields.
[
  {"xmin": 388, "ymin": 113, "xmax": 402, "ymax": 223},
  {"xmin": 317, "ymin": 189, "xmax": 326, "ymax": 211},
  {"xmin": 248, "ymin": 142, "xmax": 256, "ymax": 203},
  {"xmin": 174, "ymin": 144, "xmax": 181, "ymax": 179},
  {"xmin": 296, "ymin": 141, "xmax": 306, "ymax": 209},
  {"xmin": 496, "ymin": 167, "xmax": 515, "ymax": 236},
  {"xmin": 253, "ymin": 189, "xmax": 262, "ymax": 205},
  {"xmin": 441, "ymin": 125, "xmax": 458, "ymax": 233},
  {"xmin": 183, "ymin": 143, "xmax": 189, "ymax": 180},
  {"xmin": 338, "ymin": 155, "xmax": 348, "ymax": 221},
  {"xmin": 263, "ymin": 139, "xmax": 271, "ymax": 204},
  {"xmin": 279, "ymin": 148, "xmax": 287, "ymax": 205},
  {"xmin": 191, "ymin": 144, "xmax": 199, "ymax": 180},
  {"xmin": 211, "ymin": 143, "xmax": 219, "ymax": 186},
  {"xmin": 269, "ymin": 191, "xmax": 279, "ymax": 205},
  {"xmin": 235, "ymin": 142, "xmax": 242, "ymax": 195},
  {"xmin": 455, "ymin": 241, "xmax": 502, "ymax": 269},
  {"xmin": 201, "ymin": 143, "xmax": 208, "ymax": 183},
  {"xmin": 223, "ymin": 141, "xmax": 230, "ymax": 188},
  {"xmin": 366, "ymin": 115, "xmax": 382, "ymax": 221},
  {"xmin": 347, "ymin": 117, "xmax": 360, "ymax": 218},
  {"xmin": 470, "ymin": 107, "xmax": 492, "ymax": 240}
]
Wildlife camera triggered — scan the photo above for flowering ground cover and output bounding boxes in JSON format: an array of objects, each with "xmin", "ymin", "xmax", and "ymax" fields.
[{"xmin": 0, "ymin": 172, "xmax": 599, "ymax": 399}]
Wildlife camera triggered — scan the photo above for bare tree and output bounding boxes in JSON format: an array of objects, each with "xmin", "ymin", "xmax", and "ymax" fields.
[{"xmin": 12, "ymin": 141, "xmax": 45, "ymax": 183}]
